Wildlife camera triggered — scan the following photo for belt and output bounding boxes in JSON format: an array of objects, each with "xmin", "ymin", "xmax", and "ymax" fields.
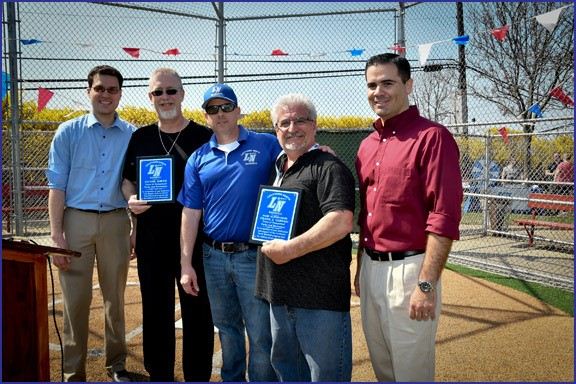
[
  {"xmin": 72, "ymin": 207, "xmax": 125, "ymax": 215},
  {"xmin": 365, "ymin": 248, "xmax": 425, "ymax": 262},
  {"xmin": 205, "ymin": 237, "xmax": 255, "ymax": 254}
]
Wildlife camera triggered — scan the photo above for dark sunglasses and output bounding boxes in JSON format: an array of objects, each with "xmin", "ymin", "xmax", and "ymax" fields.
[
  {"xmin": 205, "ymin": 102, "xmax": 236, "ymax": 115},
  {"xmin": 150, "ymin": 88, "xmax": 179, "ymax": 97},
  {"xmin": 91, "ymin": 86, "xmax": 120, "ymax": 94}
]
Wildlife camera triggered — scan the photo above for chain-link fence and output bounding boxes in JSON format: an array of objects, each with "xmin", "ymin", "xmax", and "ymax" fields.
[
  {"xmin": 2, "ymin": 2, "xmax": 574, "ymax": 289},
  {"xmin": 452, "ymin": 118, "xmax": 574, "ymax": 291}
]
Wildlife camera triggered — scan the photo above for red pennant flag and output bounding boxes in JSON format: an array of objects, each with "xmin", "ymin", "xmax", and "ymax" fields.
[
  {"xmin": 37, "ymin": 87, "xmax": 54, "ymax": 112},
  {"xmin": 122, "ymin": 47, "xmax": 140, "ymax": 58},
  {"xmin": 491, "ymin": 25, "xmax": 509, "ymax": 42},
  {"xmin": 549, "ymin": 86, "xmax": 574, "ymax": 107},
  {"xmin": 163, "ymin": 48, "xmax": 180, "ymax": 56},
  {"xmin": 389, "ymin": 43, "xmax": 406, "ymax": 53},
  {"xmin": 271, "ymin": 49, "xmax": 288, "ymax": 56},
  {"xmin": 498, "ymin": 127, "xmax": 509, "ymax": 144}
]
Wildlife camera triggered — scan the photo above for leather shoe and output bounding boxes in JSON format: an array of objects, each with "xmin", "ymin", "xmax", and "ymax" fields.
[{"xmin": 107, "ymin": 369, "xmax": 131, "ymax": 382}]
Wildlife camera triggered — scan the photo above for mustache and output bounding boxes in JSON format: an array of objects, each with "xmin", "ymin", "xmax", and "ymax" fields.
[{"xmin": 284, "ymin": 132, "xmax": 305, "ymax": 140}]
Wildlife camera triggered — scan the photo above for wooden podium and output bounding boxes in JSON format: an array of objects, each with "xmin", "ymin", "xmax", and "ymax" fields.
[{"xmin": 2, "ymin": 238, "xmax": 80, "ymax": 382}]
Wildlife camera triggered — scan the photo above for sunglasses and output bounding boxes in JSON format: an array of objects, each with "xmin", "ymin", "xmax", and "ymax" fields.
[
  {"xmin": 150, "ymin": 88, "xmax": 179, "ymax": 97},
  {"xmin": 91, "ymin": 86, "xmax": 120, "ymax": 95},
  {"xmin": 205, "ymin": 102, "xmax": 236, "ymax": 115}
]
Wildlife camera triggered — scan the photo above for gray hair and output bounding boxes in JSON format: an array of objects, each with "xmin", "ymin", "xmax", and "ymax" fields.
[
  {"xmin": 148, "ymin": 67, "xmax": 183, "ymax": 89},
  {"xmin": 270, "ymin": 93, "xmax": 317, "ymax": 125}
]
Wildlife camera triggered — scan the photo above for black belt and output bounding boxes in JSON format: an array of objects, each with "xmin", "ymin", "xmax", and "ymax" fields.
[
  {"xmin": 365, "ymin": 248, "xmax": 425, "ymax": 262},
  {"xmin": 72, "ymin": 207, "xmax": 125, "ymax": 215},
  {"xmin": 205, "ymin": 237, "xmax": 255, "ymax": 253}
]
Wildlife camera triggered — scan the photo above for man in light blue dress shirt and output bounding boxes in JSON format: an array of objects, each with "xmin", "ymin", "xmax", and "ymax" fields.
[{"xmin": 46, "ymin": 65, "xmax": 136, "ymax": 382}]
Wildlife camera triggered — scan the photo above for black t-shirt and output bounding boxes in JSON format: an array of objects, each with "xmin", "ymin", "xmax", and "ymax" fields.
[
  {"xmin": 122, "ymin": 121, "xmax": 212, "ymax": 238},
  {"xmin": 255, "ymin": 150, "xmax": 355, "ymax": 312}
]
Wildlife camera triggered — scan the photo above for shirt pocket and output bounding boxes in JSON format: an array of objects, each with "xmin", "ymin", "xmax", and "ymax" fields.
[{"xmin": 378, "ymin": 166, "xmax": 417, "ymax": 205}]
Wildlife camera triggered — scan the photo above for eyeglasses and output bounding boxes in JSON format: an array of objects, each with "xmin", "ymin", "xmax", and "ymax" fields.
[
  {"xmin": 205, "ymin": 103, "xmax": 236, "ymax": 115},
  {"xmin": 275, "ymin": 117, "xmax": 313, "ymax": 130},
  {"xmin": 150, "ymin": 88, "xmax": 179, "ymax": 97},
  {"xmin": 91, "ymin": 86, "xmax": 120, "ymax": 95}
]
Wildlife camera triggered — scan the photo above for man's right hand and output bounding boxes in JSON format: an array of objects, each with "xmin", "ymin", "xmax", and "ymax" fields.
[
  {"xmin": 127, "ymin": 194, "xmax": 151, "ymax": 215},
  {"xmin": 180, "ymin": 265, "xmax": 200, "ymax": 296},
  {"xmin": 51, "ymin": 232, "xmax": 71, "ymax": 270}
]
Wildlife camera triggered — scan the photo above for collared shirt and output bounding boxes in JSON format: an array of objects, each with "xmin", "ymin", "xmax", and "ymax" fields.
[
  {"xmin": 178, "ymin": 125, "xmax": 281, "ymax": 242},
  {"xmin": 256, "ymin": 149, "xmax": 355, "ymax": 312},
  {"xmin": 46, "ymin": 113, "xmax": 136, "ymax": 211},
  {"xmin": 355, "ymin": 105, "xmax": 462, "ymax": 252},
  {"xmin": 272, "ymin": 143, "xmax": 320, "ymax": 186}
]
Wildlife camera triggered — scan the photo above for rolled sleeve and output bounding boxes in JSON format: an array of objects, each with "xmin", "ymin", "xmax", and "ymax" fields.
[
  {"xmin": 46, "ymin": 124, "xmax": 71, "ymax": 191},
  {"xmin": 426, "ymin": 211, "xmax": 461, "ymax": 240},
  {"xmin": 422, "ymin": 127, "xmax": 463, "ymax": 240}
]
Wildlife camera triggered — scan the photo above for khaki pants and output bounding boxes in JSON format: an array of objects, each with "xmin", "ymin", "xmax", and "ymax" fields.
[
  {"xmin": 60, "ymin": 208, "xmax": 130, "ymax": 381},
  {"xmin": 360, "ymin": 251, "xmax": 441, "ymax": 382}
]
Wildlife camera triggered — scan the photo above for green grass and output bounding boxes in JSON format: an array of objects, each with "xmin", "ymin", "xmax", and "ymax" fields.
[{"xmin": 446, "ymin": 263, "xmax": 574, "ymax": 316}]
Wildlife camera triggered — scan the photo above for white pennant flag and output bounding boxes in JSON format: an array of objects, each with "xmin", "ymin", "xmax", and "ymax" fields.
[
  {"xmin": 535, "ymin": 6, "xmax": 567, "ymax": 32},
  {"xmin": 418, "ymin": 43, "xmax": 434, "ymax": 67}
]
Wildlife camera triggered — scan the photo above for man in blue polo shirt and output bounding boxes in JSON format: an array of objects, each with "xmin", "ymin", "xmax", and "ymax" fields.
[{"xmin": 178, "ymin": 83, "xmax": 279, "ymax": 382}]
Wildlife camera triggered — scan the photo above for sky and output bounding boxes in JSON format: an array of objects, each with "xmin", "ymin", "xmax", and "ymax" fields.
[
  {"xmin": 4, "ymin": 2, "xmax": 460, "ymax": 117},
  {"xmin": 2, "ymin": 1, "xmax": 573, "ymax": 131}
]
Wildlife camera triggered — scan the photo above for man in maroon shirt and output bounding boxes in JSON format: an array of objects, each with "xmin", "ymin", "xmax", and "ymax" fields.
[
  {"xmin": 355, "ymin": 53, "xmax": 463, "ymax": 382},
  {"xmin": 553, "ymin": 153, "xmax": 574, "ymax": 194}
]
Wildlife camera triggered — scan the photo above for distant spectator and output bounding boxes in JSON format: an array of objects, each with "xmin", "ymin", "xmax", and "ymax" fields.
[
  {"xmin": 553, "ymin": 153, "xmax": 574, "ymax": 194},
  {"xmin": 501, "ymin": 159, "xmax": 522, "ymax": 180}
]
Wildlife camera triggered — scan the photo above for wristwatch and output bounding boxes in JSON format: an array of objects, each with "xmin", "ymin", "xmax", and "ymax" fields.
[{"xmin": 418, "ymin": 280, "xmax": 435, "ymax": 293}]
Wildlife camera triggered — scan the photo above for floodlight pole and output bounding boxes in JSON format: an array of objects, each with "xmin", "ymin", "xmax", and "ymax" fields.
[
  {"xmin": 214, "ymin": 2, "xmax": 225, "ymax": 83},
  {"xmin": 456, "ymin": 2, "xmax": 469, "ymax": 133},
  {"xmin": 6, "ymin": 2, "xmax": 24, "ymax": 235}
]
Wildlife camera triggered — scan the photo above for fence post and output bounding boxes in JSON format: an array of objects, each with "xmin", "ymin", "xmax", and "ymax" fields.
[
  {"xmin": 481, "ymin": 135, "xmax": 491, "ymax": 234},
  {"xmin": 6, "ymin": 2, "xmax": 24, "ymax": 235}
]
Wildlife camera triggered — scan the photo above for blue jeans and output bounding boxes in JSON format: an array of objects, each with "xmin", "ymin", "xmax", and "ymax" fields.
[
  {"xmin": 202, "ymin": 244, "xmax": 276, "ymax": 382},
  {"xmin": 270, "ymin": 305, "xmax": 352, "ymax": 382}
]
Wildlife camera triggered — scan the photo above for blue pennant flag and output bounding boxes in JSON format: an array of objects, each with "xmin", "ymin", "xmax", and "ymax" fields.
[
  {"xmin": 21, "ymin": 39, "xmax": 42, "ymax": 45},
  {"xmin": 2, "ymin": 71, "xmax": 9, "ymax": 100},
  {"xmin": 452, "ymin": 35, "xmax": 469, "ymax": 45},
  {"xmin": 348, "ymin": 49, "xmax": 365, "ymax": 57},
  {"xmin": 528, "ymin": 103, "xmax": 543, "ymax": 118}
]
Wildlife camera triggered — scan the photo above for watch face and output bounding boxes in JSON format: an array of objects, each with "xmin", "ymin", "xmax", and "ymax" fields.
[{"xmin": 419, "ymin": 281, "xmax": 433, "ymax": 292}]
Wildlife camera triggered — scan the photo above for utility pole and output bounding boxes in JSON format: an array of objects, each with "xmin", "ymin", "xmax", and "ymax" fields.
[
  {"xmin": 397, "ymin": 2, "xmax": 406, "ymax": 57},
  {"xmin": 456, "ymin": 2, "xmax": 468, "ymax": 134}
]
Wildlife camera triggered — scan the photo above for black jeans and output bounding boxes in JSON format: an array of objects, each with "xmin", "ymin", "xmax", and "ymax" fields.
[{"xmin": 137, "ymin": 234, "xmax": 214, "ymax": 382}]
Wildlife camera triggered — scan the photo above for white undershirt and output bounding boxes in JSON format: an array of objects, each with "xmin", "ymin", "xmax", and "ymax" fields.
[{"xmin": 217, "ymin": 141, "xmax": 240, "ymax": 162}]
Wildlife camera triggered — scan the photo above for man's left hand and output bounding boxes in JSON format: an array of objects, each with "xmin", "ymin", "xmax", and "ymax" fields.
[
  {"xmin": 409, "ymin": 289, "xmax": 436, "ymax": 321},
  {"xmin": 261, "ymin": 239, "xmax": 294, "ymax": 264}
]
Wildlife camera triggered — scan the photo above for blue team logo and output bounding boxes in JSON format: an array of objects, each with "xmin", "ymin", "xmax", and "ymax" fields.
[
  {"xmin": 211, "ymin": 85, "xmax": 222, "ymax": 95},
  {"xmin": 146, "ymin": 161, "xmax": 165, "ymax": 178},
  {"xmin": 267, "ymin": 195, "xmax": 287, "ymax": 213},
  {"xmin": 242, "ymin": 149, "xmax": 259, "ymax": 165}
]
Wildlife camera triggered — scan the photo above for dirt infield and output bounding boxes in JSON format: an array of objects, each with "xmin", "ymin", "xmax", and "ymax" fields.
[{"xmin": 47, "ymin": 257, "xmax": 574, "ymax": 382}]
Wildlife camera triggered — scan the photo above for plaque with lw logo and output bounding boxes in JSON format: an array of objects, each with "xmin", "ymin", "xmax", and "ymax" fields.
[
  {"xmin": 137, "ymin": 156, "xmax": 175, "ymax": 204},
  {"xmin": 250, "ymin": 185, "xmax": 301, "ymax": 245}
]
